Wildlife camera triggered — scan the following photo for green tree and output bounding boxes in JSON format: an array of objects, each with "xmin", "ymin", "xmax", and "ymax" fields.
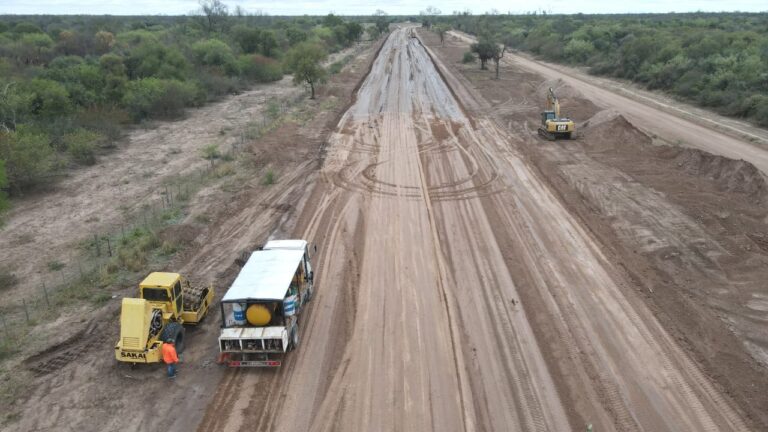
[
  {"xmin": 64, "ymin": 128, "xmax": 103, "ymax": 165},
  {"xmin": 563, "ymin": 39, "xmax": 595, "ymax": 63},
  {"xmin": 192, "ymin": 39, "xmax": 238, "ymax": 75},
  {"xmin": 125, "ymin": 42, "xmax": 190, "ymax": 80},
  {"xmin": 471, "ymin": 38, "xmax": 499, "ymax": 70},
  {"xmin": 12, "ymin": 22, "xmax": 42, "ymax": 35},
  {"xmin": 122, "ymin": 78, "xmax": 199, "ymax": 120},
  {"xmin": 0, "ymin": 82, "xmax": 31, "ymax": 131},
  {"xmin": 231, "ymin": 25, "xmax": 262, "ymax": 53},
  {"xmin": 433, "ymin": 24, "xmax": 451, "ymax": 46},
  {"xmin": 286, "ymin": 26, "xmax": 308, "ymax": 45},
  {"xmin": 238, "ymin": 54, "xmax": 283, "ymax": 82},
  {"xmin": 373, "ymin": 9, "xmax": 389, "ymax": 35},
  {"xmin": 23, "ymin": 78, "xmax": 72, "ymax": 120},
  {"xmin": 259, "ymin": 30, "xmax": 278, "ymax": 57},
  {"xmin": 345, "ymin": 22, "xmax": 364, "ymax": 44},
  {"xmin": 0, "ymin": 125, "xmax": 56, "ymax": 192},
  {"xmin": 284, "ymin": 42, "xmax": 327, "ymax": 99},
  {"xmin": 15, "ymin": 33, "xmax": 54, "ymax": 64},
  {"xmin": 99, "ymin": 54, "xmax": 128, "ymax": 103},
  {"xmin": 199, "ymin": 0, "xmax": 230, "ymax": 33},
  {"xmin": 94, "ymin": 30, "xmax": 115, "ymax": 54},
  {"xmin": 323, "ymin": 14, "xmax": 344, "ymax": 28}
]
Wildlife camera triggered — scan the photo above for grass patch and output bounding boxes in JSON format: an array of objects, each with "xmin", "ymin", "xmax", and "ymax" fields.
[
  {"xmin": 266, "ymin": 99, "xmax": 281, "ymax": 119},
  {"xmin": 329, "ymin": 54, "xmax": 354, "ymax": 75},
  {"xmin": 47, "ymin": 261, "xmax": 65, "ymax": 272},
  {"xmin": 201, "ymin": 144, "xmax": 221, "ymax": 160},
  {"xmin": 0, "ymin": 339, "xmax": 19, "ymax": 362},
  {"xmin": 194, "ymin": 213, "xmax": 211, "ymax": 224},
  {"xmin": 0, "ymin": 268, "xmax": 18, "ymax": 291},
  {"xmin": 263, "ymin": 169, "xmax": 276, "ymax": 185},
  {"xmin": 213, "ymin": 162, "xmax": 236, "ymax": 178}
]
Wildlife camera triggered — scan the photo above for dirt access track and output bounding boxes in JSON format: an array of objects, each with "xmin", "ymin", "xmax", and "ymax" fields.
[{"xmin": 197, "ymin": 26, "xmax": 763, "ymax": 432}]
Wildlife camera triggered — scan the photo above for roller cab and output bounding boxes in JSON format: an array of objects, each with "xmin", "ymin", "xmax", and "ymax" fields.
[{"xmin": 115, "ymin": 272, "xmax": 214, "ymax": 364}]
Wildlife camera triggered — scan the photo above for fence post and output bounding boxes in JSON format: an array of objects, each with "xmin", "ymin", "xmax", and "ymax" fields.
[
  {"xmin": 94, "ymin": 233, "xmax": 101, "ymax": 257},
  {"xmin": 42, "ymin": 282, "xmax": 50, "ymax": 308},
  {"xmin": 22, "ymin": 299, "xmax": 30, "ymax": 324},
  {"xmin": 106, "ymin": 238, "xmax": 112, "ymax": 257},
  {"xmin": 1, "ymin": 313, "xmax": 9, "ymax": 340}
]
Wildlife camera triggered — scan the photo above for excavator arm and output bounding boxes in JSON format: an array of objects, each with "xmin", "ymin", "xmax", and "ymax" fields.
[{"xmin": 547, "ymin": 87, "xmax": 561, "ymax": 118}]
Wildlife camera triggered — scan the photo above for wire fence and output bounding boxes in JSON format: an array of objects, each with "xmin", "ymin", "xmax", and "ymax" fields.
[{"xmin": 0, "ymin": 93, "xmax": 306, "ymax": 354}]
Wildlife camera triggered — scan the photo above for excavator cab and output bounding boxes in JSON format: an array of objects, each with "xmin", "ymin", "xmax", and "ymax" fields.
[{"xmin": 538, "ymin": 88, "xmax": 575, "ymax": 140}]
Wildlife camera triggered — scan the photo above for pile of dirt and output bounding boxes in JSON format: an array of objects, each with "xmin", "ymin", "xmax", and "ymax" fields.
[
  {"xmin": 580, "ymin": 111, "xmax": 652, "ymax": 152},
  {"xmin": 665, "ymin": 147, "xmax": 768, "ymax": 204}
]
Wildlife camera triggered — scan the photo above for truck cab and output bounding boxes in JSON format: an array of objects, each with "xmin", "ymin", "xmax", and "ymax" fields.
[{"xmin": 218, "ymin": 240, "xmax": 314, "ymax": 367}]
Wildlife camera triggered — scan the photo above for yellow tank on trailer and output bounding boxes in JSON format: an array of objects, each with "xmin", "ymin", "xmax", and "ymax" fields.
[{"xmin": 246, "ymin": 304, "xmax": 275, "ymax": 326}]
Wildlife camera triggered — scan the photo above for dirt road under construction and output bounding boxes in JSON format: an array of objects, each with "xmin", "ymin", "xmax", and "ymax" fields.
[{"xmin": 197, "ymin": 27, "xmax": 756, "ymax": 432}]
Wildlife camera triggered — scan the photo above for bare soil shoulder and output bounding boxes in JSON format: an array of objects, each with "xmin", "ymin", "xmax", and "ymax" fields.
[{"xmin": 422, "ymin": 28, "xmax": 768, "ymax": 428}]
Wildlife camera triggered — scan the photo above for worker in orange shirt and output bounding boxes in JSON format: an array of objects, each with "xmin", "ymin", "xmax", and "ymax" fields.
[{"xmin": 162, "ymin": 339, "xmax": 179, "ymax": 378}]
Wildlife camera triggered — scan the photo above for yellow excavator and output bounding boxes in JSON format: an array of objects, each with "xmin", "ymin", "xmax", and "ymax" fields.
[
  {"xmin": 538, "ymin": 87, "xmax": 575, "ymax": 140},
  {"xmin": 115, "ymin": 272, "xmax": 214, "ymax": 364}
]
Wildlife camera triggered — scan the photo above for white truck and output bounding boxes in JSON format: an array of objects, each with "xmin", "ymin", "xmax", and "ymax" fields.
[{"xmin": 218, "ymin": 240, "xmax": 314, "ymax": 367}]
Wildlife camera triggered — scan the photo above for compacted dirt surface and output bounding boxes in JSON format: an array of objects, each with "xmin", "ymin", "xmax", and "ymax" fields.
[{"xmin": 195, "ymin": 27, "xmax": 764, "ymax": 432}]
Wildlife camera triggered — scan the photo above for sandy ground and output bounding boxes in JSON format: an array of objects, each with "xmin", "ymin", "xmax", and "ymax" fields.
[
  {"xmin": 195, "ymin": 27, "xmax": 754, "ymax": 432},
  {"xmin": 428, "ymin": 29, "xmax": 768, "ymax": 428},
  {"xmin": 1, "ymin": 42, "xmax": 375, "ymax": 431}
]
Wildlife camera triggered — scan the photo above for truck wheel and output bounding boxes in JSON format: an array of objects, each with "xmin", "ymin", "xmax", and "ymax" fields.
[
  {"xmin": 288, "ymin": 325, "xmax": 299, "ymax": 352},
  {"xmin": 161, "ymin": 322, "xmax": 186, "ymax": 354}
]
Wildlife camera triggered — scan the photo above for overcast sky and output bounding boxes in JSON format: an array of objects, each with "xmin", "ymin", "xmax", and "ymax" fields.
[{"xmin": 1, "ymin": 0, "xmax": 766, "ymax": 16}]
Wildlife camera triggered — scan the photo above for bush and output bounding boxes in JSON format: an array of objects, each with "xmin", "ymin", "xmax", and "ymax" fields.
[
  {"xmin": 75, "ymin": 107, "xmax": 128, "ymax": 146},
  {"xmin": 0, "ymin": 125, "xmax": 56, "ymax": 192},
  {"xmin": 201, "ymin": 144, "xmax": 220, "ymax": 160},
  {"xmin": 329, "ymin": 61, "xmax": 343, "ymax": 75},
  {"xmin": 195, "ymin": 70, "xmax": 241, "ymax": 98},
  {"xmin": 64, "ymin": 128, "xmax": 103, "ymax": 165},
  {"xmin": 263, "ymin": 169, "xmax": 276, "ymax": 185},
  {"xmin": 122, "ymin": 78, "xmax": 199, "ymax": 120},
  {"xmin": 462, "ymin": 51, "xmax": 475, "ymax": 64},
  {"xmin": 192, "ymin": 39, "xmax": 238, "ymax": 76},
  {"xmin": 238, "ymin": 54, "xmax": 283, "ymax": 83},
  {"xmin": 0, "ymin": 266, "xmax": 18, "ymax": 290}
]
